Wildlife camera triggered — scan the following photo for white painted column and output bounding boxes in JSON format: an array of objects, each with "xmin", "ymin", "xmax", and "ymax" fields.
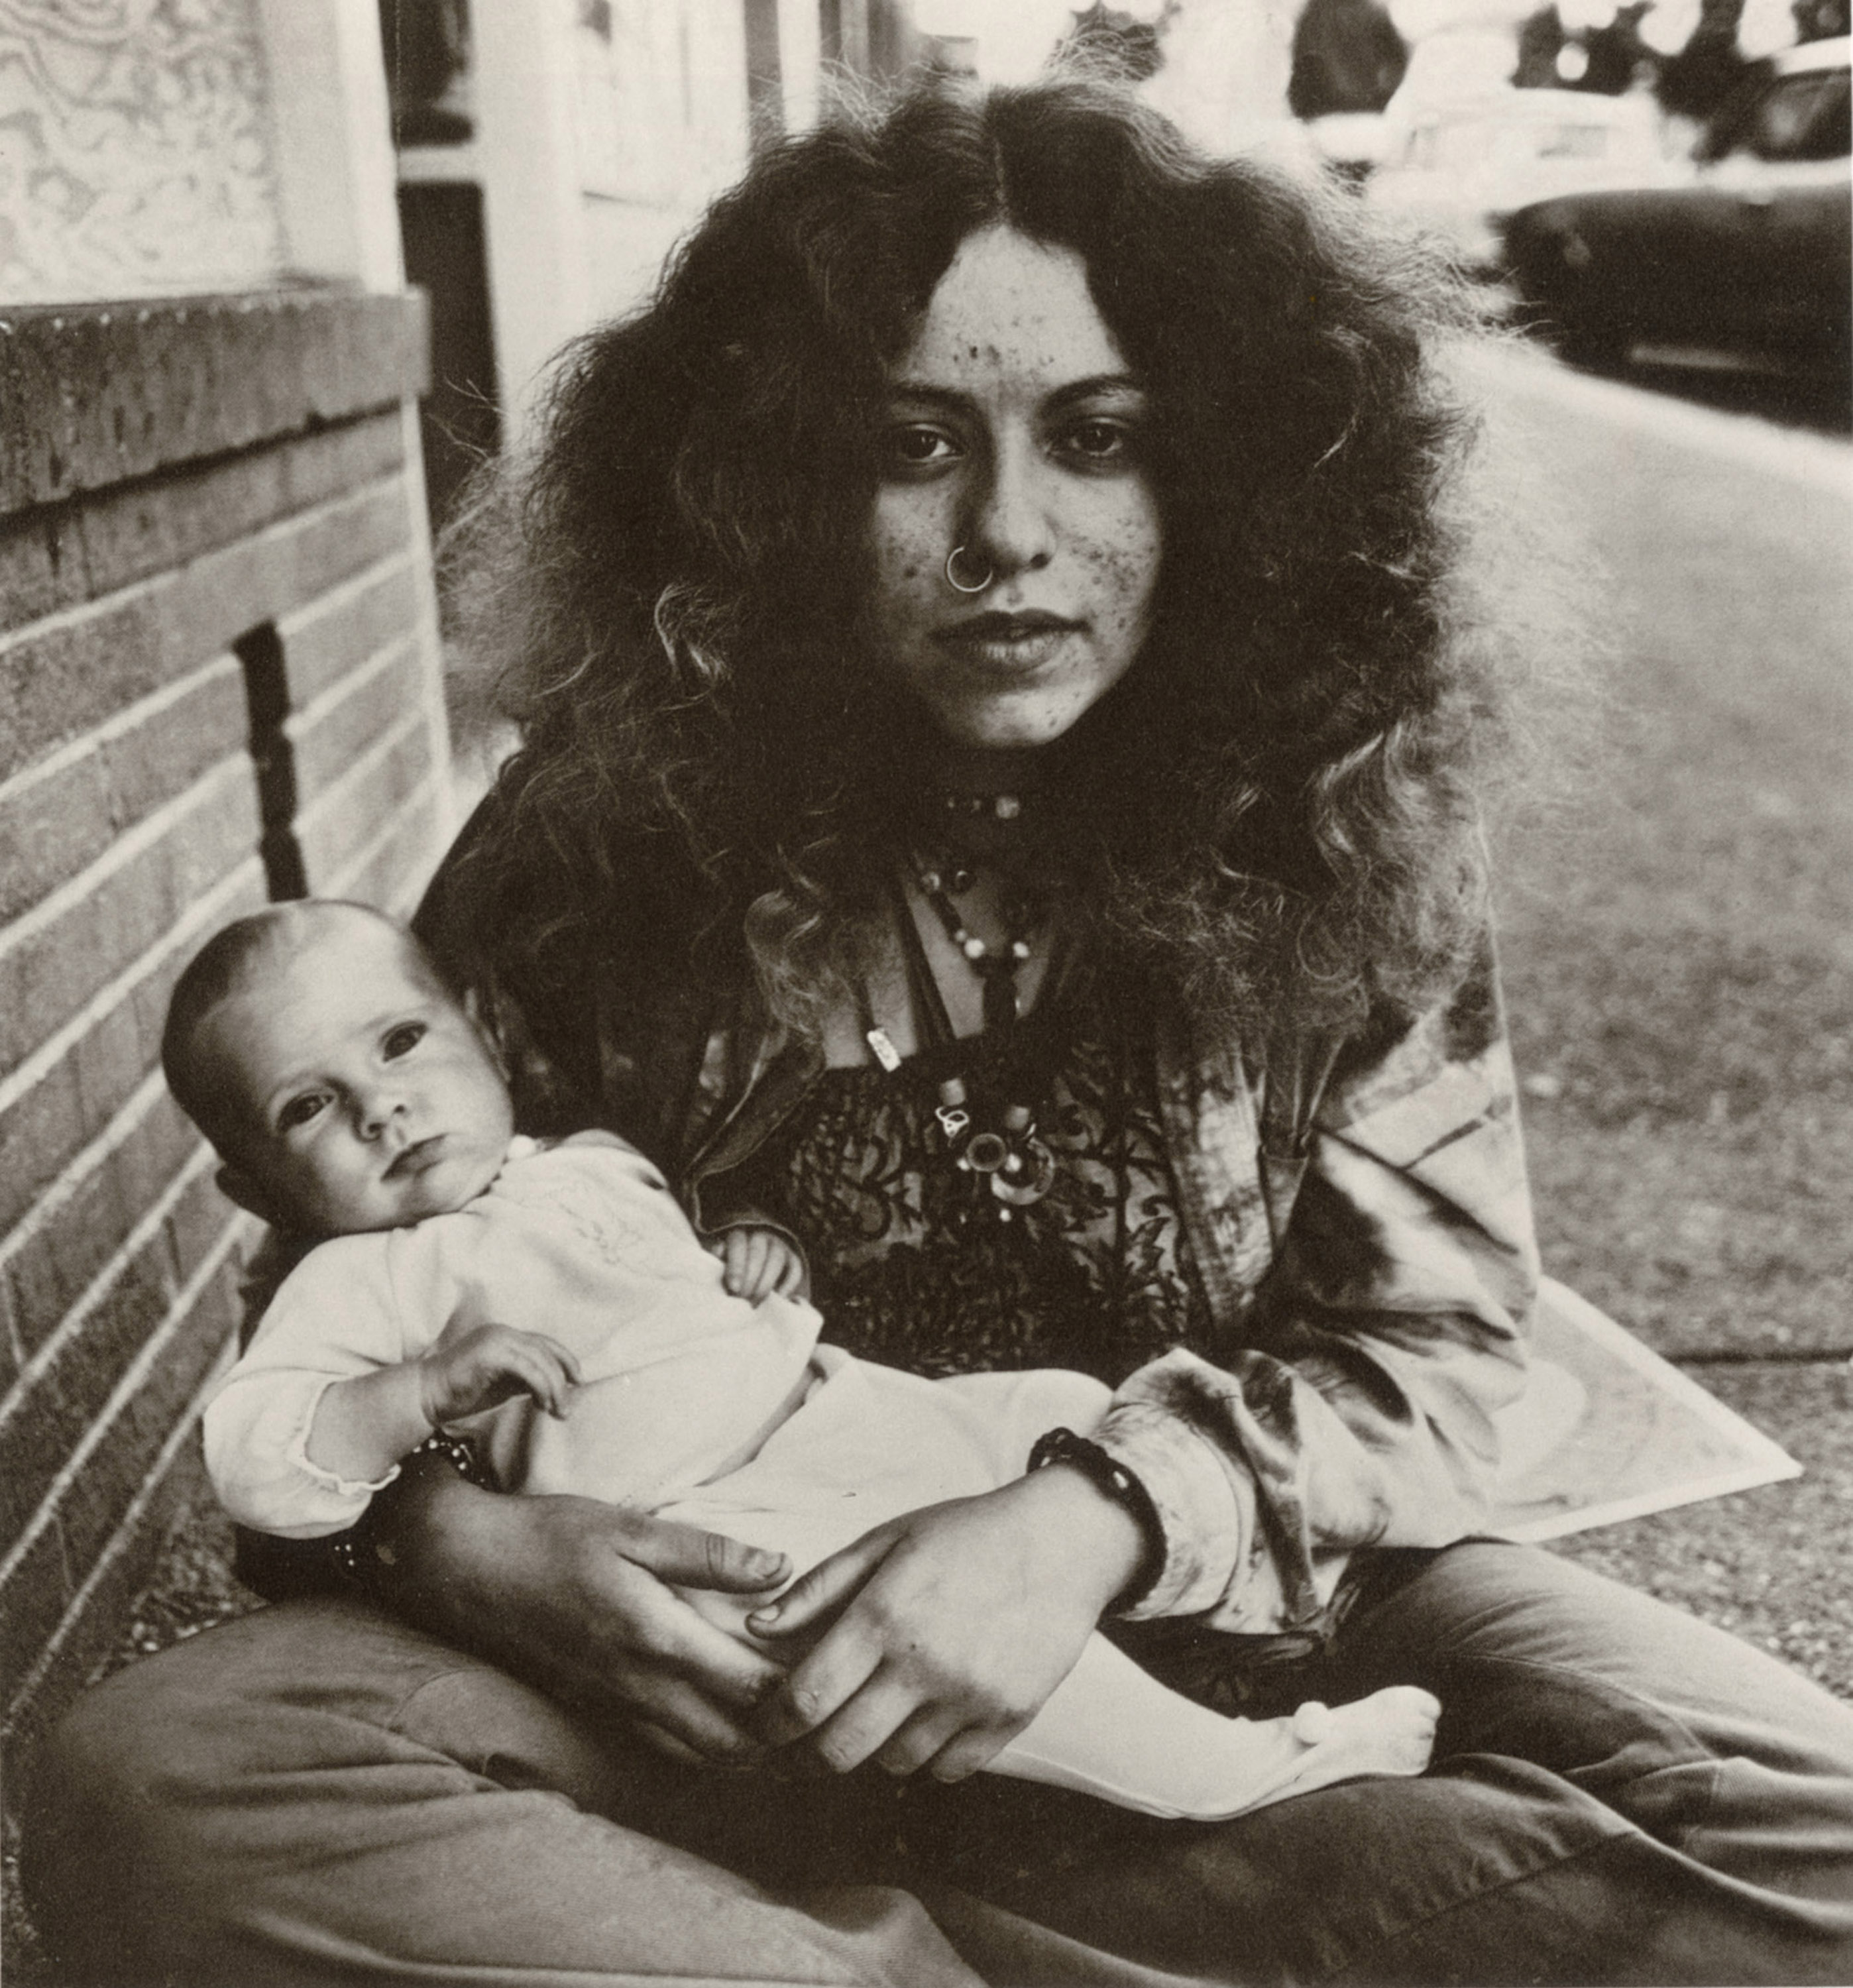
[
  {"xmin": 255, "ymin": 0, "xmax": 405, "ymax": 289},
  {"xmin": 471, "ymin": 0, "xmax": 593, "ymax": 448},
  {"xmin": 779, "ymin": 0, "xmax": 826, "ymax": 131}
]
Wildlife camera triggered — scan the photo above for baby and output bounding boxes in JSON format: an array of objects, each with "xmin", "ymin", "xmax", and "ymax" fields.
[{"xmin": 172, "ymin": 899, "xmax": 1439, "ymax": 1822}]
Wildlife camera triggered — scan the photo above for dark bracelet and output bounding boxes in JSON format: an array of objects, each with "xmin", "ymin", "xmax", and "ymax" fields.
[
  {"xmin": 1027, "ymin": 1426, "xmax": 1166, "ymax": 1614},
  {"xmin": 329, "ymin": 1431, "xmax": 492, "ymax": 1588}
]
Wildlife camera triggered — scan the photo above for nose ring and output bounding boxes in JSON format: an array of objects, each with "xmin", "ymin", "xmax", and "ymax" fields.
[{"xmin": 945, "ymin": 545, "xmax": 993, "ymax": 595}]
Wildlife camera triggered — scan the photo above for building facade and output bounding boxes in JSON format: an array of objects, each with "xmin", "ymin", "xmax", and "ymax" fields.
[
  {"xmin": 0, "ymin": 0, "xmax": 449, "ymax": 1795},
  {"xmin": 0, "ymin": 0, "xmax": 915, "ymax": 1826}
]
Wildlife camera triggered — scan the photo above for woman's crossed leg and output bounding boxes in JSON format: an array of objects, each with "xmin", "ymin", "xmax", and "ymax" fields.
[{"xmin": 26, "ymin": 1543, "xmax": 1853, "ymax": 1986}]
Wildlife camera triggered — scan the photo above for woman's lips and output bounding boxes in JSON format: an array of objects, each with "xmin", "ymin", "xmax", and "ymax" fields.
[{"xmin": 934, "ymin": 612, "xmax": 1083, "ymax": 670}]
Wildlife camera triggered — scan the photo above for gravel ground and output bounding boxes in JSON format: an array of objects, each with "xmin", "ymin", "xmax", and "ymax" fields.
[{"xmin": 1552, "ymin": 1362, "xmax": 1853, "ymax": 1698}]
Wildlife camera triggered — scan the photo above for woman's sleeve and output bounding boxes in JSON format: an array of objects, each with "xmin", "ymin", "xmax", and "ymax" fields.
[{"xmin": 1094, "ymin": 946, "xmax": 1538, "ymax": 1635}]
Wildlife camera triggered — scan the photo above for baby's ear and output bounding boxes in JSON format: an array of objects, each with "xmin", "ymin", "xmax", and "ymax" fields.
[{"xmin": 216, "ymin": 1164, "xmax": 286, "ymax": 1227}]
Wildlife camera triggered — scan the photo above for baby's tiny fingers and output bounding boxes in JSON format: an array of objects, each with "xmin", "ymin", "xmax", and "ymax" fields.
[
  {"xmin": 532, "ymin": 1333, "xmax": 583, "ymax": 1387},
  {"xmin": 539, "ymin": 1351, "xmax": 579, "ymax": 1419},
  {"xmin": 502, "ymin": 1343, "xmax": 571, "ymax": 1418}
]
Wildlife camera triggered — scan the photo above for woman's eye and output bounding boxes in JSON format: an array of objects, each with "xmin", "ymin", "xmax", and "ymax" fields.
[
  {"xmin": 383, "ymin": 1023, "xmax": 426, "ymax": 1059},
  {"xmin": 278, "ymin": 1093, "xmax": 327, "ymax": 1132},
  {"xmin": 885, "ymin": 425, "xmax": 958, "ymax": 469},
  {"xmin": 1060, "ymin": 418, "xmax": 1136, "ymax": 463}
]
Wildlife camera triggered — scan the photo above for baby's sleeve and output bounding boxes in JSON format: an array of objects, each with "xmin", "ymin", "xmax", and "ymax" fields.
[{"xmin": 201, "ymin": 1236, "xmax": 417, "ymax": 1539}]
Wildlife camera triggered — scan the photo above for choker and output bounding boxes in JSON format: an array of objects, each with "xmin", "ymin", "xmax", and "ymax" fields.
[
  {"xmin": 913, "ymin": 784, "xmax": 1045, "ymax": 873},
  {"xmin": 934, "ymin": 789, "xmax": 1026, "ymax": 823}
]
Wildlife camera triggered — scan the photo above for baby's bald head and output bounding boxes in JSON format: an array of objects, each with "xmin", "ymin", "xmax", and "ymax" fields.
[{"xmin": 162, "ymin": 901, "xmax": 451, "ymax": 1164}]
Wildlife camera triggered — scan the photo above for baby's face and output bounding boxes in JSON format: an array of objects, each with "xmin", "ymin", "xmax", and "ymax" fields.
[{"xmin": 199, "ymin": 916, "xmax": 515, "ymax": 1235}]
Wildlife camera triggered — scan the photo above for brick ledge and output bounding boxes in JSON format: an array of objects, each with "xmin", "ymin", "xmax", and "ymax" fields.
[{"xmin": 0, "ymin": 288, "xmax": 429, "ymax": 520}]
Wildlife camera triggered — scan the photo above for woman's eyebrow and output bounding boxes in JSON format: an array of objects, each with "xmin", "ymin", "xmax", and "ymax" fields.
[
  {"xmin": 1044, "ymin": 373, "xmax": 1147, "ymax": 412},
  {"xmin": 885, "ymin": 382, "xmax": 971, "ymax": 410},
  {"xmin": 886, "ymin": 372, "xmax": 1147, "ymax": 409}
]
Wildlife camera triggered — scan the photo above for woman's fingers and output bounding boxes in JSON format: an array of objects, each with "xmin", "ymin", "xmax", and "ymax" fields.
[
  {"xmin": 748, "ymin": 1528, "xmax": 888, "ymax": 1640},
  {"xmin": 803, "ymin": 1671, "xmax": 930, "ymax": 1775},
  {"xmin": 614, "ymin": 1673, "xmax": 770, "ymax": 1765},
  {"xmin": 758, "ymin": 1633, "xmax": 889, "ymax": 1759},
  {"xmin": 360, "ymin": 1480, "xmax": 786, "ymax": 1759},
  {"xmin": 928, "ymin": 1724, "xmax": 1011, "ymax": 1785},
  {"xmin": 874, "ymin": 1704, "xmax": 967, "ymax": 1779},
  {"xmin": 629, "ymin": 1718, "xmax": 708, "ymax": 1766},
  {"xmin": 560, "ymin": 1561, "xmax": 781, "ymax": 1759},
  {"xmin": 614, "ymin": 1508, "xmax": 791, "ymax": 1597},
  {"xmin": 522, "ymin": 1504, "xmax": 787, "ymax": 1722}
]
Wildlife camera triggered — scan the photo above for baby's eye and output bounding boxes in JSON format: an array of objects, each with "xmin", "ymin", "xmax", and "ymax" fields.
[
  {"xmin": 277, "ymin": 1093, "xmax": 327, "ymax": 1132},
  {"xmin": 383, "ymin": 1022, "xmax": 427, "ymax": 1059}
]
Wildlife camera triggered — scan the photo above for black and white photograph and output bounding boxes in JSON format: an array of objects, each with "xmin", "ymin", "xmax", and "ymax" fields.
[{"xmin": 1, "ymin": 0, "xmax": 1849, "ymax": 1980}]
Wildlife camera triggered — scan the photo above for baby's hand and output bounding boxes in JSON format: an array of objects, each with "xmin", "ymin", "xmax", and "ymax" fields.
[
  {"xmin": 707, "ymin": 1225, "xmax": 809, "ymax": 1304},
  {"xmin": 416, "ymin": 1324, "xmax": 581, "ymax": 1427}
]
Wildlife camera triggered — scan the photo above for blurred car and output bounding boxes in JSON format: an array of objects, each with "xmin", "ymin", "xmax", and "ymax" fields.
[
  {"xmin": 1303, "ymin": 109, "xmax": 1397, "ymax": 182},
  {"xmin": 1500, "ymin": 38, "xmax": 1852, "ymax": 376},
  {"xmin": 1366, "ymin": 85, "xmax": 1679, "ymax": 270}
]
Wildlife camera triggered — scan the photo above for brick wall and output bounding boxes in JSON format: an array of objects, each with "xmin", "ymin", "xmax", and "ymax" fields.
[{"xmin": 0, "ymin": 288, "xmax": 449, "ymax": 1783}]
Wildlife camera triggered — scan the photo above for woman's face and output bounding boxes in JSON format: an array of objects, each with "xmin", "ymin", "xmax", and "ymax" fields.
[{"xmin": 864, "ymin": 225, "xmax": 1163, "ymax": 753}]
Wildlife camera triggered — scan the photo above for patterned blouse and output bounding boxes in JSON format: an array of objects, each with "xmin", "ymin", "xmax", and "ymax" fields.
[{"xmin": 735, "ymin": 962, "xmax": 1211, "ymax": 1389}]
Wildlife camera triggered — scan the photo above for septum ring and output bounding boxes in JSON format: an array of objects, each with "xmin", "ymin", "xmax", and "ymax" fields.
[{"xmin": 945, "ymin": 545, "xmax": 994, "ymax": 595}]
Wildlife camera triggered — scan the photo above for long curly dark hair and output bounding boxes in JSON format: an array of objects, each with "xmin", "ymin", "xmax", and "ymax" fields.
[{"xmin": 444, "ymin": 72, "xmax": 1542, "ymax": 1053}]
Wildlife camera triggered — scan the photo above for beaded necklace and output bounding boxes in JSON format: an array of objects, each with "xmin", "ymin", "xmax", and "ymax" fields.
[
  {"xmin": 912, "ymin": 856, "xmax": 1035, "ymax": 1033},
  {"xmin": 858, "ymin": 823, "xmax": 1060, "ymax": 1221}
]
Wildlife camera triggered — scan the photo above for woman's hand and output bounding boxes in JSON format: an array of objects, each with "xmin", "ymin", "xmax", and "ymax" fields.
[
  {"xmin": 746, "ymin": 1466, "xmax": 1147, "ymax": 1783},
  {"xmin": 365, "ymin": 1455, "xmax": 791, "ymax": 1763}
]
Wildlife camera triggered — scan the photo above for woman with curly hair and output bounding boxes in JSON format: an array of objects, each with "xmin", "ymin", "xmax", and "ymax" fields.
[{"xmin": 29, "ymin": 73, "xmax": 1853, "ymax": 1987}]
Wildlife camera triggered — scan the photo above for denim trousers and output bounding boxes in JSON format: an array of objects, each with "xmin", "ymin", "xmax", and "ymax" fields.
[{"xmin": 25, "ymin": 1541, "xmax": 1853, "ymax": 1987}]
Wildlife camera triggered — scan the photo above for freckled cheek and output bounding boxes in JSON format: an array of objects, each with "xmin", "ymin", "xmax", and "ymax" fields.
[
  {"xmin": 1080, "ymin": 525, "xmax": 1162, "ymax": 643},
  {"xmin": 868, "ymin": 520, "xmax": 940, "ymax": 624}
]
